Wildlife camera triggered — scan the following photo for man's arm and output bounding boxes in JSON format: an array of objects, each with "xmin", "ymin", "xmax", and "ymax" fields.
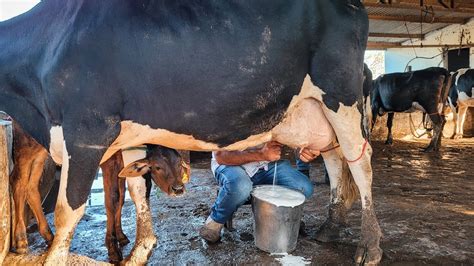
[{"xmin": 215, "ymin": 141, "xmax": 282, "ymax": 165}]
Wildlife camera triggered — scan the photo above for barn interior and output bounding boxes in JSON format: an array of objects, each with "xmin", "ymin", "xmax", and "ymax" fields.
[{"xmin": 0, "ymin": 0, "xmax": 473, "ymax": 265}]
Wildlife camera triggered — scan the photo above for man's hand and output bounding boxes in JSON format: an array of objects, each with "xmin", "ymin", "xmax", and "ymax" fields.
[
  {"xmin": 298, "ymin": 147, "xmax": 320, "ymax": 163},
  {"xmin": 260, "ymin": 141, "xmax": 282, "ymax": 161}
]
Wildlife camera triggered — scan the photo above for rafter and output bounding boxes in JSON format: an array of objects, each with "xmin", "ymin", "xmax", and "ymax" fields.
[
  {"xmin": 368, "ymin": 14, "xmax": 467, "ymax": 24},
  {"xmin": 367, "ymin": 41, "xmax": 474, "ymax": 49},
  {"xmin": 364, "ymin": 1, "xmax": 474, "ymax": 14},
  {"xmin": 369, "ymin": 32, "xmax": 425, "ymax": 39}
]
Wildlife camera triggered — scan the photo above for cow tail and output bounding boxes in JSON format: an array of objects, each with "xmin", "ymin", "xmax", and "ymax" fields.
[
  {"xmin": 340, "ymin": 157, "xmax": 359, "ymax": 209},
  {"xmin": 440, "ymin": 70, "xmax": 452, "ymax": 109}
]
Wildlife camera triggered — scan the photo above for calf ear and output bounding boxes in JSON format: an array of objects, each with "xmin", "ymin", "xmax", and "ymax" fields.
[{"xmin": 119, "ymin": 159, "xmax": 151, "ymax": 178}]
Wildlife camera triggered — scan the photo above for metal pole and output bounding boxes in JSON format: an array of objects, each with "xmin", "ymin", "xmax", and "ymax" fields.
[{"xmin": 0, "ymin": 119, "xmax": 12, "ymax": 263}]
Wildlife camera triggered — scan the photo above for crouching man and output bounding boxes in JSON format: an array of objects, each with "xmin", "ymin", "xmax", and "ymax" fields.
[{"xmin": 199, "ymin": 141, "xmax": 318, "ymax": 242}]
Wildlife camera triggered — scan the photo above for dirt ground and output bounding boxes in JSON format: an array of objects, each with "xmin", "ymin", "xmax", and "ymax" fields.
[{"xmin": 26, "ymin": 139, "xmax": 474, "ymax": 265}]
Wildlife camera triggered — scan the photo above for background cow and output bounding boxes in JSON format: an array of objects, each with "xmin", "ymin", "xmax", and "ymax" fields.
[
  {"xmin": 448, "ymin": 68, "xmax": 474, "ymax": 139},
  {"xmin": 0, "ymin": 1, "xmax": 381, "ymax": 265},
  {"xmin": 370, "ymin": 67, "xmax": 451, "ymax": 151}
]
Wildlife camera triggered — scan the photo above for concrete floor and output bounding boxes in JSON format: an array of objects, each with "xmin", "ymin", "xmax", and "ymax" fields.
[{"xmin": 24, "ymin": 139, "xmax": 474, "ymax": 265}]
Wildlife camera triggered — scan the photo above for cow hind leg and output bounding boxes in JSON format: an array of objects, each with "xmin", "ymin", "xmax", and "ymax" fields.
[
  {"xmin": 316, "ymin": 144, "xmax": 358, "ymax": 242},
  {"xmin": 321, "ymin": 104, "xmax": 382, "ymax": 265},
  {"xmin": 454, "ymin": 105, "xmax": 468, "ymax": 139},
  {"xmin": 424, "ymin": 113, "xmax": 446, "ymax": 152},
  {"xmin": 385, "ymin": 113, "xmax": 394, "ymax": 145}
]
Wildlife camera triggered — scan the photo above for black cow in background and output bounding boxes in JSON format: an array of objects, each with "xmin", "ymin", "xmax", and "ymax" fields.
[
  {"xmin": 448, "ymin": 68, "xmax": 474, "ymax": 139},
  {"xmin": 362, "ymin": 63, "xmax": 373, "ymax": 139},
  {"xmin": 370, "ymin": 67, "xmax": 451, "ymax": 151}
]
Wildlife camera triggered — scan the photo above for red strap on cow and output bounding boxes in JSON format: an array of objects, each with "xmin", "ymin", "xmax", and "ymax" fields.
[
  {"xmin": 346, "ymin": 139, "xmax": 369, "ymax": 163},
  {"xmin": 320, "ymin": 139, "xmax": 368, "ymax": 163},
  {"xmin": 320, "ymin": 144, "xmax": 340, "ymax": 153}
]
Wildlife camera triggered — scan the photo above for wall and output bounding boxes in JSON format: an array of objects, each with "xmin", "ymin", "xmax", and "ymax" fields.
[{"xmin": 385, "ymin": 19, "xmax": 474, "ymax": 73}]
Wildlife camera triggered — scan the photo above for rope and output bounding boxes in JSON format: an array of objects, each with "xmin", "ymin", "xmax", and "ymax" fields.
[{"xmin": 409, "ymin": 113, "xmax": 430, "ymax": 138}]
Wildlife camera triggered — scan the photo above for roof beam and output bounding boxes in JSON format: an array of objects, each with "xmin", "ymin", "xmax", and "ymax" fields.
[
  {"xmin": 369, "ymin": 32, "xmax": 425, "ymax": 39},
  {"xmin": 367, "ymin": 41, "xmax": 474, "ymax": 49},
  {"xmin": 364, "ymin": 1, "xmax": 474, "ymax": 14},
  {"xmin": 368, "ymin": 14, "xmax": 467, "ymax": 24}
]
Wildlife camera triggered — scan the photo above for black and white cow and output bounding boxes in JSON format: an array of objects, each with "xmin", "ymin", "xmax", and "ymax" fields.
[
  {"xmin": 371, "ymin": 67, "xmax": 451, "ymax": 151},
  {"xmin": 0, "ymin": 1, "xmax": 382, "ymax": 265},
  {"xmin": 448, "ymin": 68, "xmax": 474, "ymax": 139}
]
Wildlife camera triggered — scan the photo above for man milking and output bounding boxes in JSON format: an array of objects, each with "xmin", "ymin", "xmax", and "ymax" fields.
[{"xmin": 199, "ymin": 141, "xmax": 319, "ymax": 243}]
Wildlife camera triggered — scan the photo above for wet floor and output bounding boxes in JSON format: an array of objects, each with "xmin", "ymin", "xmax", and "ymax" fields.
[{"xmin": 26, "ymin": 139, "xmax": 474, "ymax": 265}]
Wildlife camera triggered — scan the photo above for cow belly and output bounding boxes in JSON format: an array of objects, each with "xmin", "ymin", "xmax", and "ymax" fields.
[
  {"xmin": 458, "ymin": 90, "xmax": 474, "ymax": 106},
  {"xmin": 101, "ymin": 76, "xmax": 335, "ymax": 164}
]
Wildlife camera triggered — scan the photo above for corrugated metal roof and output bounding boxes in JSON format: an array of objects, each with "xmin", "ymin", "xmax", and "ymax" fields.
[{"xmin": 364, "ymin": 0, "xmax": 474, "ymax": 49}]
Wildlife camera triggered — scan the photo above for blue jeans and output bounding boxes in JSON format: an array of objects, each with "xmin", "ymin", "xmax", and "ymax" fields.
[
  {"xmin": 210, "ymin": 160, "xmax": 314, "ymax": 224},
  {"xmin": 296, "ymin": 158, "xmax": 310, "ymax": 172}
]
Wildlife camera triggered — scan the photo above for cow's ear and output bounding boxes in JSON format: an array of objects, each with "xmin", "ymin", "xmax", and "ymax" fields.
[{"xmin": 119, "ymin": 159, "xmax": 151, "ymax": 178}]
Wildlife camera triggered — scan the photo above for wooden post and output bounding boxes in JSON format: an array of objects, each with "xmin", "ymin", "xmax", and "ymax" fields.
[{"xmin": 0, "ymin": 120, "xmax": 12, "ymax": 264}]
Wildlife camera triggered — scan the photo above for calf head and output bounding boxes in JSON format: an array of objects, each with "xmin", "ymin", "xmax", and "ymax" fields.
[{"xmin": 119, "ymin": 145, "xmax": 190, "ymax": 196}]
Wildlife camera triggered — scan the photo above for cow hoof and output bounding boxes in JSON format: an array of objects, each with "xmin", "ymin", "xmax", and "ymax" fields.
[
  {"xmin": 15, "ymin": 246, "xmax": 28, "ymax": 254},
  {"xmin": 453, "ymin": 134, "xmax": 463, "ymax": 140},
  {"xmin": 14, "ymin": 238, "xmax": 28, "ymax": 254},
  {"xmin": 118, "ymin": 235, "xmax": 130, "ymax": 247},
  {"xmin": 109, "ymin": 252, "xmax": 123, "ymax": 265},
  {"xmin": 41, "ymin": 228, "xmax": 54, "ymax": 246},
  {"xmin": 423, "ymin": 145, "xmax": 438, "ymax": 152},
  {"xmin": 384, "ymin": 139, "xmax": 392, "ymax": 145},
  {"xmin": 354, "ymin": 245, "xmax": 383, "ymax": 265},
  {"xmin": 315, "ymin": 221, "xmax": 349, "ymax": 242},
  {"xmin": 108, "ymin": 244, "xmax": 123, "ymax": 264}
]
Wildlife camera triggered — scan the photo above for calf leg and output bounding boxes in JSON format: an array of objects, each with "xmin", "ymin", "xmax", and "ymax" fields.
[
  {"xmin": 12, "ymin": 168, "xmax": 28, "ymax": 254},
  {"xmin": 26, "ymin": 150, "xmax": 54, "ymax": 246},
  {"xmin": 316, "ymin": 144, "xmax": 358, "ymax": 242},
  {"xmin": 116, "ymin": 177, "xmax": 129, "ymax": 247},
  {"xmin": 102, "ymin": 151, "xmax": 126, "ymax": 264},
  {"xmin": 123, "ymin": 177, "xmax": 157, "ymax": 265},
  {"xmin": 454, "ymin": 105, "xmax": 468, "ymax": 139},
  {"xmin": 385, "ymin": 113, "xmax": 394, "ymax": 145}
]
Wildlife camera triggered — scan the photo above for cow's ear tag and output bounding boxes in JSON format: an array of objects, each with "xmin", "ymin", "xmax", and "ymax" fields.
[{"xmin": 119, "ymin": 159, "xmax": 150, "ymax": 178}]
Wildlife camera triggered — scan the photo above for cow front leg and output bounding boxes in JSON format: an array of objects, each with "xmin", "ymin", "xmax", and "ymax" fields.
[
  {"xmin": 316, "ymin": 145, "xmax": 358, "ymax": 242},
  {"xmin": 122, "ymin": 177, "xmax": 157, "ymax": 265},
  {"xmin": 322, "ymin": 104, "xmax": 382, "ymax": 265},
  {"xmin": 385, "ymin": 113, "xmax": 394, "ymax": 145},
  {"xmin": 454, "ymin": 105, "xmax": 468, "ymax": 139},
  {"xmin": 44, "ymin": 123, "xmax": 119, "ymax": 265}
]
